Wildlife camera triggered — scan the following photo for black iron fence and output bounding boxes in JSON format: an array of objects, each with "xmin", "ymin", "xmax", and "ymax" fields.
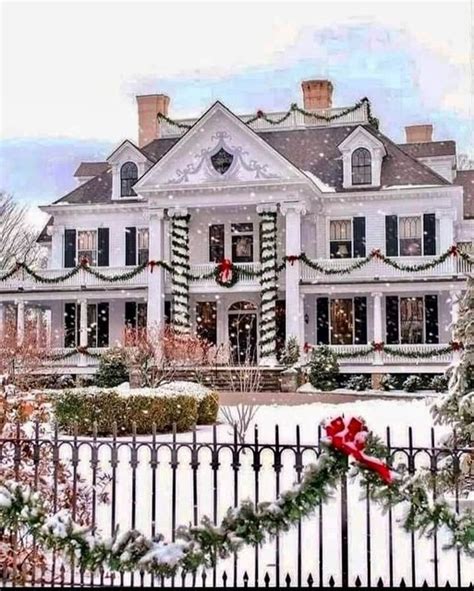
[{"xmin": 1, "ymin": 423, "xmax": 472, "ymax": 588}]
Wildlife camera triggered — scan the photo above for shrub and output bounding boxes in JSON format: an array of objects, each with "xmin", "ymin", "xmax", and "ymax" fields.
[
  {"xmin": 403, "ymin": 375, "xmax": 423, "ymax": 393},
  {"xmin": 53, "ymin": 382, "xmax": 219, "ymax": 436},
  {"xmin": 308, "ymin": 346, "xmax": 339, "ymax": 391},
  {"xmin": 430, "ymin": 374, "xmax": 448, "ymax": 393},
  {"xmin": 280, "ymin": 336, "xmax": 300, "ymax": 367},
  {"xmin": 380, "ymin": 374, "xmax": 398, "ymax": 391},
  {"xmin": 95, "ymin": 347, "xmax": 129, "ymax": 388},
  {"xmin": 346, "ymin": 374, "xmax": 370, "ymax": 391}
]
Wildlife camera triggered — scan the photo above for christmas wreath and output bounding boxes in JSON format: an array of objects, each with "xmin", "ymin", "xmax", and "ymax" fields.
[{"xmin": 214, "ymin": 258, "xmax": 238, "ymax": 288}]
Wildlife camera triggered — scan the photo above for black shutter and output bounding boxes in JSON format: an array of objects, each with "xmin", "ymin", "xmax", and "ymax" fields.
[
  {"xmin": 64, "ymin": 303, "xmax": 76, "ymax": 347},
  {"xmin": 64, "ymin": 229, "xmax": 76, "ymax": 268},
  {"xmin": 98, "ymin": 228, "xmax": 109, "ymax": 267},
  {"xmin": 164, "ymin": 301, "xmax": 171, "ymax": 324},
  {"xmin": 316, "ymin": 297, "xmax": 329, "ymax": 345},
  {"xmin": 353, "ymin": 217, "xmax": 366, "ymax": 258},
  {"xmin": 425, "ymin": 295, "xmax": 439, "ymax": 344},
  {"xmin": 125, "ymin": 301, "xmax": 137, "ymax": 328},
  {"xmin": 385, "ymin": 215, "xmax": 398, "ymax": 256},
  {"xmin": 125, "ymin": 227, "xmax": 137, "ymax": 266},
  {"xmin": 423, "ymin": 213, "xmax": 436, "ymax": 256},
  {"xmin": 386, "ymin": 296, "xmax": 399, "ymax": 344},
  {"xmin": 354, "ymin": 296, "xmax": 367, "ymax": 344},
  {"xmin": 97, "ymin": 303, "xmax": 109, "ymax": 347}
]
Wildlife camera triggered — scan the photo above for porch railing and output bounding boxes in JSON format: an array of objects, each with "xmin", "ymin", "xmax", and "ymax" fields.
[{"xmin": 301, "ymin": 255, "xmax": 470, "ymax": 283}]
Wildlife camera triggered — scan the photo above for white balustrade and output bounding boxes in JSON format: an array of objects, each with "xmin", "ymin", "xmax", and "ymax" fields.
[{"xmin": 381, "ymin": 344, "xmax": 452, "ymax": 364}]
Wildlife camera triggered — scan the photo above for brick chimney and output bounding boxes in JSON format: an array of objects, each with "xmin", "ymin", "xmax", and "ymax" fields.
[
  {"xmin": 405, "ymin": 124, "xmax": 433, "ymax": 143},
  {"xmin": 136, "ymin": 94, "xmax": 170, "ymax": 147},
  {"xmin": 301, "ymin": 79, "xmax": 333, "ymax": 110}
]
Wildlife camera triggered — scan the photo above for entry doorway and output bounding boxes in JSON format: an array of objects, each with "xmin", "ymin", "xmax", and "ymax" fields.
[{"xmin": 228, "ymin": 301, "xmax": 258, "ymax": 364}]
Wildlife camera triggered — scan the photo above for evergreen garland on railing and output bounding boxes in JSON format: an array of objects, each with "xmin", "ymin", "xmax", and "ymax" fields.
[
  {"xmin": 157, "ymin": 97, "xmax": 379, "ymax": 131},
  {"xmin": 1, "ymin": 417, "xmax": 472, "ymax": 579},
  {"xmin": 304, "ymin": 341, "xmax": 463, "ymax": 360}
]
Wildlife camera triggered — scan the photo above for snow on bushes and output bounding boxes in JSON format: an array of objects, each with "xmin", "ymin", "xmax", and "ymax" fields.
[{"xmin": 53, "ymin": 382, "xmax": 219, "ymax": 436}]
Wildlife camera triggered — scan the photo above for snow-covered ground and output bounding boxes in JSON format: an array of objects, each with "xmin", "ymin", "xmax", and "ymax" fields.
[{"xmin": 53, "ymin": 398, "xmax": 471, "ymax": 587}]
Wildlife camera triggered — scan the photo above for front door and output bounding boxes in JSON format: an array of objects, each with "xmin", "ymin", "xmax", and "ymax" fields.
[{"xmin": 228, "ymin": 301, "xmax": 258, "ymax": 364}]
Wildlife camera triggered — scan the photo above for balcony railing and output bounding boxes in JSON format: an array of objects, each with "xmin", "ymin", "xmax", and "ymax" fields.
[{"xmin": 301, "ymin": 255, "xmax": 470, "ymax": 283}]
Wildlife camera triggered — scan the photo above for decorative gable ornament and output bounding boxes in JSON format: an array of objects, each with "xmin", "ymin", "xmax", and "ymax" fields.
[{"xmin": 211, "ymin": 147, "xmax": 234, "ymax": 175}]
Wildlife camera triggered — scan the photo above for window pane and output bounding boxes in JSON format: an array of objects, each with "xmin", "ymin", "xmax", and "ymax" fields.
[
  {"xmin": 400, "ymin": 216, "xmax": 421, "ymax": 239},
  {"xmin": 330, "ymin": 220, "xmax": 351, "ymax": 241},
  {"xmin": 330, "ymin": 299, "xmax": 353, "ymax": 345},
  {"xmin": 400, "ymin": 297, "xmax": 423, "ymax": 344},
  {"xmin": 231, "ymin": 223, "xmax": 253, "ymax": 234},
  {"xmin": 351, "ymin": 148, "xmax": 372, "ymax": 185},
  {"xmin": 209, "ymin": 224, "xmax": 225, "ymax": 262},
  {"xmin": 137, "ymin": 228, "xmax": 149, "ymax": 249},
  {"xmin": 232, "ymin": 235, "xmax": 253, "ymax": 262},
  {"xmin": 87, "ymin": 304, "xmax": 98, "ymax": 348},
  {"xmin": 120, "ymin": 162, "xmax": 138, "ymax": 197},
  {"xmin": 196, "ymin": 302, "xmax": 217, "ymax": 345}
]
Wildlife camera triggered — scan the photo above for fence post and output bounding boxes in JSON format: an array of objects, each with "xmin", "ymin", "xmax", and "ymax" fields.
[{"xmin": 340, "ymin": 470, "xmax": 349, "ymax": 588}]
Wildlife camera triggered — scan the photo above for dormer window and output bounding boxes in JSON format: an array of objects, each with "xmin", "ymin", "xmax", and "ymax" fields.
[
  {"xmin": 121, "ymin": 162, "xmax": 138, "ymax": 196},
  {"xmin": 351, "ymin": 148, "xmax": 372, "ymax": 185}
]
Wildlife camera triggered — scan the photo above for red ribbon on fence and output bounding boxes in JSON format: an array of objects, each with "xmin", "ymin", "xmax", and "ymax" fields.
[
  {"xmin": 372, "ymin": 341, "xmax": 384, "ymax": 352},
  {"xmin": 448, "ymin": 244, "xmax": 459, "ymax": 257},
  {"xmin": 450, "ymin": 340, "xmax": 464, "ymax": 351},
  {"xmin": 218, "ymin": 258, "xmax": 233, "ymax": 281},
  {"xmin": 325, "ymin": 417, "xmax": 394, "ymax": 484},
  {"xmin": 286, "ymin": 255, "xmax": 299, "ymax": 266}
]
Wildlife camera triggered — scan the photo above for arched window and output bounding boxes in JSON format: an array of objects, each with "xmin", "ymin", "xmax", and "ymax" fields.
[
  {"xmin": 351, "ymin": 148, "xmax": 372, "ymax": 185},
  {"xmin": 121, "ymin": 162, "xmax": 138, "ymax": 197}
]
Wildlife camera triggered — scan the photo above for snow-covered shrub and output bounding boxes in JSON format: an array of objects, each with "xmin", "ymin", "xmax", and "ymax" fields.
[
  {"xmin": 403, "ymin": 375, "xmax": 423, "ymax": 393},
  {"xmin": 380, "ymin": 374, "xmax": 398, "ymax": 391},
  {"xmin": 95, "ymin": 346, "xmax": 129, "ymax": 387},
  {"xmin": 308, "ymin": 346, "xmax": 339, "ymax": 391},
  {"xmin": 430, "ymin": 374, "xmax": 448, "ymax": 393},
  {"xmin": 346, "ymin": 374, "xmax": 370, "ymax": 391},
  {"xmin": 279, "ymin": 336, "xmax": 300, "ymax": 367},
  {"xmin": 53, "ymin": 383, "xmax": 219, "ymax": 436}
]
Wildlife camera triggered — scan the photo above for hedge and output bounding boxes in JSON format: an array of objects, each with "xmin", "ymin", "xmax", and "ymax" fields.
[{"xmin": 53, "ymin": 382, "xmax": 219, "ymax": 436}]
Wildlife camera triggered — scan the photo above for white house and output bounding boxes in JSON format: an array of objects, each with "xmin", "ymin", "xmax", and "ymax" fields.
[{"xmin": 1, "ymin": 79, "xmax": 473, "ymax": 377}]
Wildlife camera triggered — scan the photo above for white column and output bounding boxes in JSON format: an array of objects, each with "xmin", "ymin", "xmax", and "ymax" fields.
[
  {"xmin": 437, "ymin": 210, "xmax": 455, "ymax": 271},
  {"xmin": 372, "ymin": 292, "xmax": 383, "ymax": 365},
  {"xmin": 79, "ymin": 299, "xmax": 88, "ymax": 347},
  {"xmin": 281, "ymin": 202, "xmax": 306, "ymax": 347},
  {"xmin": 16, "ymin": 300, "xmax": 25, "ymax": 346},
  {"xmin": 51, "ymin": 225, "xmax": 65, "ymax": 268},
  {"xmin": 147, "ymin": 208, "xmax": 166, "ymax": 332}
]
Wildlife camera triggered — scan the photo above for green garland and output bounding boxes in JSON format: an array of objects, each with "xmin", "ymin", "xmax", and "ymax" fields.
[
  {"xmin": 45, "ymin": 347, "xmax": 103, "ymax": 361},
  {"xmin": 0, "ymin": 428, "xmax": 472, "ymax": 580},
  {"xmin": 1, "ymin": 247, "xmax": 471, "ymax": 287},
  {"xmin": 306, "ymin": 341, "xmax": 462, "ymax": 360},
  {"xmin": 157, "ymin": 97, "xmax": 379, "ymax": 131}
]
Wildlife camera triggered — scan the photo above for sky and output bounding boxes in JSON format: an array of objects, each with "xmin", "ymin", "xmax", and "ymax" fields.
[{"xmin": 0, "ymin": 0, "xmax": 473, "ymax": 227}]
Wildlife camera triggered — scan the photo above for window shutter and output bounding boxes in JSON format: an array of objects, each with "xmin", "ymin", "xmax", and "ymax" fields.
[
  {"xmin": 423, "ymin": 213, "xmax": 436, "ymax": 256},
  {"xmin": 385, "ymin": 296, "xmax": 399, "ymax": 344},
  {"xmin": 97, "ymin": 303, "xmax": 109, "ymax": 347},
  {"xmin": 424, "ymin": 295, "xmax": 439, "ymax": 344},
  {"xmin": 164, "ymin": 301, "xmax": 171, "ymax": 324},
  {"xmin": 385, "ymin": 215, "xmax": 398, "ymax": 256},
  {"xmin": 97, "ymin": 228, "xmax": 109, "ymax": 267},
  {"xmin": 353, "ymin": 217, "xmax": 366, "ymax": 258},
  {"xmin": 125, "ymin": 227, "xmax": 137, "ymax": 266},
  {"xmin": 354, "ymin": 296, "xmax": 367, "ymax": 344},
  {"xmin": 64, "ymin": 303, "xmax": 76, "ymax": 348},
  {"xmin": 316, "ymin": 297, "xmax": 329, "ymax": 345},
  {"xmin": 64, "ymin": 229, "xmax": 76, "ymax": 268},
  {"xmin": 125, "ymin": 301, "xmax": 137, "ymax": 328}
]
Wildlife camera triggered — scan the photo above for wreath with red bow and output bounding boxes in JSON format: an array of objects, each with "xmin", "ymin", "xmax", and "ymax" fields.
[{"xmin": 215, "ymin": 258, "xmax": 238, "ymax": 287}]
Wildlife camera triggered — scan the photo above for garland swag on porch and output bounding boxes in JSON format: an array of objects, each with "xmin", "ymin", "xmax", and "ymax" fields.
[
  {"xmin": 259, "ymin": 208, "xmax": 279, "ymax": 359},
  {"xmin": 170, "ymin": 213, "xmax": 191, "ymax": 333},
  {"xmin": 1, "ymin": 416, "xmax": 472, "ymax": 579},
  {"xmin": 304, "ymin": 341, "xmax": 463, "ymax": 360}
]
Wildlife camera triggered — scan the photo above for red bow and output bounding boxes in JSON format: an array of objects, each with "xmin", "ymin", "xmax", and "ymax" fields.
[
  {"xmin": 148, "ymin": 260, "xmax": 158, "ymax": 273},
  {"xmin": 448, "ymin": 244, "xmax": 458, "ymax": 257},
  {"xmin": 372, "ymin": 341, "xmax": 384, "ymax": 352},
  {"xmin": 76, "ymin": 346, "xmax": 88, "ymax": 354},
  {"xmin": 218, "ymin": 258, "xmax": 233, "ymax": 281},
  {"xmin": 303, "ymin": 342, "xmax": 312, "ymax": 354},
  {"xmin": 450, "ymin": 340, "xmax": 464, "ymax": 352},
  {"xmin": 370, "ymin": 248, "xmax": 382, "ymax": 259},
  {"xmin": 286, "ymin": 255, "xmax": 299, "ymax": 266},
  {"xmin": 325, "ymin": 417, "xmax": 394, "ymax": 484},
  {"xmin": 256, "ymin": 110, "xmax": 264, "ymax": 119},
  {"xmin": 80, "ymin": 256, "xmax": 89, "ymax": 267}
]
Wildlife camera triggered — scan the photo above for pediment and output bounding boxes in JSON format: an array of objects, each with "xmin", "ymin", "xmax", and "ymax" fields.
[
  {"xmin": 107, "ymin": 140, "xmax": 152, "ymax": 165},
  {"xmin": 134, "ymin": 102, "xmax": 310, "ymax": 192},
  {"xmin": 337, "ymin": 126, "xmax": 386, "ymax": 155}
]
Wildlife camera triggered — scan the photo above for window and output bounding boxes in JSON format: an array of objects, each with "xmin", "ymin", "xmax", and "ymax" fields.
[
  {"xmin": 121, "ymin": 161, "xmax": 138, "ymax": 197},
  {"xmin": 137, "ymin": 228, "xmax": 149, "ymax": 264},
  {"xmin": 211, "ymin": 148, "xmax": 233, "ymax": 175},
  {"xmin": 231, "ymin": 223, "xmax": 254, "ymax": 263},
  {"xmin": 351, "ymin": 148, "xmax": 372, "ymax": 185},
  {"xmin": 330, "ymin": 299, "xmax": 353, "ymax": 345},
  {"xmin": 330, "ymin": 220, "xmax": 352, "ymax": 258},
  {"xmin": 77, "ymin": 230, "xmax": 97, "ymax": 265},
  {"xmin": 209, "ymin": 224, "xmax": 225, "ymax": 262},
  {"xmin": 399, "ymin": 216, "xmax": 422, "ymax": 256},
  {"xmin": 196, "ymin": 302, "xmax": 217, "ymax": 345},
  {"xmin": 400, "ymin": 297, "xmax": 424, "ymax": 344}
]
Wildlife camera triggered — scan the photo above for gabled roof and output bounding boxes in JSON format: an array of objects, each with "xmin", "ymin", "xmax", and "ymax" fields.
[
  {"xmin": 398, "ymin": 140, "xmax": 456, "ymax": 159},
  {"xmin": 107, "ymin": 139, "xmax": 153, "ymax": 164},
  {"xmin": 74, "ymin": 162, "xmax": 110, "ymax": 178},
  {"xmin": 454, "ymin": 170, "xmax": 474, "ymax": 219},
  {"xmin": 53, "ymin": 169, "xmax": 114, "ymax": 204}
]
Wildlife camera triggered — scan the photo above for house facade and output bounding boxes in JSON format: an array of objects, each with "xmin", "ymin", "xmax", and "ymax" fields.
[{"xmin": 0, "ymin": 79, "xmax": 473, "ymax": 375}]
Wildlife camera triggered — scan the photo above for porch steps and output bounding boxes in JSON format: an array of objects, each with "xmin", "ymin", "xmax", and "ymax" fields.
[{"xmin": 170, "ymin": 367, "xmax": 283, "ymax": 392}]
